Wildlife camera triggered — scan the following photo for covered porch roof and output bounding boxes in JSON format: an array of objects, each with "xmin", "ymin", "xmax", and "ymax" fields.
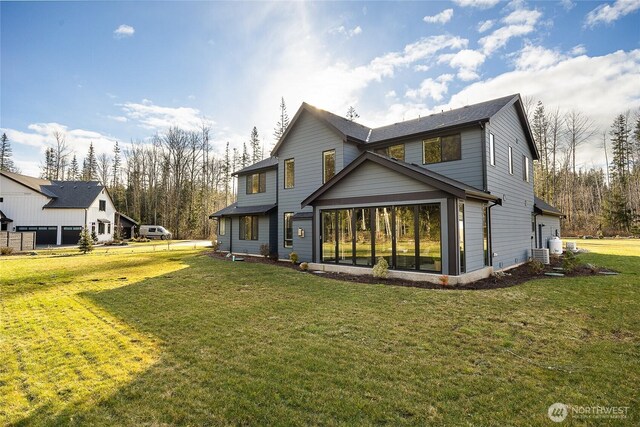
[
  {"xmin": 302, "ymin": 151, "xmax": 498, "ymax": 208},
  {"xmin": 209, "ymin": 203, "xmax": 277, "ymax": 218}
]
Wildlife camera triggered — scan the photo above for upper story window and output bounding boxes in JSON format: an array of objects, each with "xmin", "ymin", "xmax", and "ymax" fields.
[
  {"xmin": 246, "ymin": 172, "xmax": 266, "ymax": 194},
  {"xmin": 323, "ymin": 150, "xmax": 336, "ymax": 184},
  {"xmin": 374, "ymin": 144, "xmax": 405, "ymax": 161},
  {"xmin": 99, "ymin": 200, "xmax": 106, "ymax": 211},
  {"xmin": 284, "ymin": 159, "xmax": 295, "ymax": 189},
  {"xmin": 489, "ymin": 133, "xmax": 495, "ymax": 166},
  {"xmin": 423, "ymin": 134, "xmax": 461, "ymax": 164},
  {"xmin": 522, "ymin": 155, "xmax": 530, "ymax": 182},
  {"xmin": 508, "ymin": 146, "xmax": 513, "ymax": 175}
]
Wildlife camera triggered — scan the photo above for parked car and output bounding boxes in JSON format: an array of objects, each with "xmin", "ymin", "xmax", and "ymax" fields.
[{"xmin": 139, "ymin": 225, "xmax": 172, "ymax": 240}]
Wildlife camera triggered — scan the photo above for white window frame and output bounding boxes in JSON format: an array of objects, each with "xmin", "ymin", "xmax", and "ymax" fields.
[
  {"xmin": 508, "ymin": 146, "xmax": 513, "ymax": 175},
  {"xmin": 489, "ymin": 133, "xmax": 495, "ymax": 166},
  {"xmin": 523, "ymin": 155, "xmax": 530, "ymax": 182}
]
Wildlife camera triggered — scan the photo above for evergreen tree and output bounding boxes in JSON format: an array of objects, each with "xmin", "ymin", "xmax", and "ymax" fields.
[
  {"xmin": 82, "ymin": 142, "xmax": 98, "ymax": 180},
  {"xmin": 41, "ymin": 147, "xmax": 56, "ymax": 179},
  {"xmin": 69, "ymin": 155, "xmax": 80, "ymax": 180},
  {"xmin": 242, "ymin": 142, "xmax": 249, "ymax": 168},
  {"xmin": 249, "ymin": 126, "xmax": 262, "ymax": 162},
  {"xmin": 112, "ymin": 140, "xmax": 121, "ymax": 187},
  {"xmin": 223, "ymin": 141, "xmax": 231, "ymax": 203},
  {"xmin": 346, "ymin": 106, "xmax": 360, "ymax": 121},
  {"xmin": 0, "ymin": 133, "xmax": 17, "ymax": 172},
  {"xmin": 607, "ymin": 113, "xmax": 633, "ymax": 231},
  {"xmin": 78, "ymin": 227, "xmax": 94, "ymax": 254},
  {"xmin": 273, "ymin": 97, "xmax": 290, "ymax": 143}
]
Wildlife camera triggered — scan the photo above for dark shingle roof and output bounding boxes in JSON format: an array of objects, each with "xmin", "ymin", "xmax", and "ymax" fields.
[
  {"xmin": 368, "ymin": 94, "xmax": 517, "ymax": 143},
  {"xmin": 42, "ymin": 181, "xmax": 106, "ymax": 208},
  {"xmin": 0, "ymin": 210, "xmax": 13, "ymax": 223},
  {"xmin": 534, "ymin": 196, "xmax": 564, "ymax": 217},
  {"xmin": 116, "ymin": 212, "xmax": 139, "ymax": 226},
  {"xmin": 209, "ymin": 202, "xmax": 277, "ymax": 218},
  {"xmin": 302, "ymin": 103, "xmax": 372, "ymax": 142},
  {"xmin": 233, "ymin": 157, "xmax": 278, "ymax": 176},
  {"xmin": 292, "ymin": 212, "xmax": 313, "ymax": 220}
]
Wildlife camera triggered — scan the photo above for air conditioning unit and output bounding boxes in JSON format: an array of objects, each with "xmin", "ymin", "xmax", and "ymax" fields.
[
  {"xmin": 566, "ymin": 241, "xmax": 577, "ymax": 251},
  {"xmin": 532, "ymin": 248, "xmax": 550, "ymax": 265}
]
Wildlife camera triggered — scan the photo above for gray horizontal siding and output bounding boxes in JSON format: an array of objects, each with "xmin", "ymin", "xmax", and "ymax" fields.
[
  {"xmin": 463, "ymin": 200, "xmax": 485, "ymax": 273},
  {"xmin": 236, "ymin": 169, "xmax": 277, "ymax": 206},
  {"xmin": 401, "ymin": 127, "xmax": 484, "ymax": 189},
  {"xmin": 292, "ymin": 218, "xmax": 312, "ymax": 262},
  {"xmin": 277, "ymin": 111, "xmax": 346, "ymax": 259},
  {"xmin": 230, "ymin": 215, "xmax": 271, "ymax": 256},
  {"xmin": 486, "ymin": 102, "xmax": 535, "ymax": 269},
  {"xmin": 320, "ymin": 161, "xmax": 436, "ymax": 200},
  {"xmin": 537, "ymin": 214, "xmax": 561, "ymax": 247},
  {"xmin": 215, "ymin": 217, "xmax": 231, "ymax": 251}
]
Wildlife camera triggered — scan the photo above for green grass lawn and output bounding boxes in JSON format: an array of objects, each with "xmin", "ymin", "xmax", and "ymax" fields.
[{"xmin": 1, "ymin": 241, "xmax": 638, "ymax": 425}]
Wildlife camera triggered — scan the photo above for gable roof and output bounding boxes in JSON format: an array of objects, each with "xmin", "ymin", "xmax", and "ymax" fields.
[
  {"xmin": 0, "ymin": 210, "xmax": 13, "ymax": 223},
  {"xmin": 0, "ymin": 170, "xmax": 110, "ymax": 209},
  {"xmin": 271, "ymin": 103, "xmax": 372, "ymax": 155},
  {"xmin": 0, "ymin": 170, "xmax": 57, "ymax": 197},
  {"xmin": 42, "ymin": 181, "xmax": 108, "ymax": 208},
  {"xmin": 302, "ymin": 151, "xmax": 498, "ymax": 208},
  {"xmin": 271, "ymin": 94, "xmax": 538, "ymax": 160},
  {"xmin": 233, "ymin": 157, "xmax": 278, "ymax": 176},
  {"xmin": 116, "ymin": 212, "xmax": 139, "ymax": 226},
  {"xmin": 534, "ymin": 196, "xmax": 564, "ymax": 217}
]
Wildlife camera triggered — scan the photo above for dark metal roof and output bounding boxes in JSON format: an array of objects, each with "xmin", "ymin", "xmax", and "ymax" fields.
[
  {"xmin": 233, "ymin": 157, "xmax": 278, "ymax": 176},
  {"xmin": 292, "ymin": 212, "xmax": 313, "ymax": 220},
  {"xmin": 271, "ymin": 94, "xmax": 539, "ymax": 160},
  {"xmin": 209, "ymin": 202, "xmax": 277, "ymax": 218},
  {"xmin": 534, "ymin": 196, "xmax": 564, "ymax": 217},
  {"xmin": 368, "ymin": 94, "xmax": 517, "ymax": 143},
  {"xmin": 0, "ymin": 210, "xmax": 13, "ymax": 223},
  {"xmin": 302, "ymin": 151, "xmax": 497, "ymax": 207},
  {"xmin": 42, "ymin": 181, "xmax": 106, "ymax": 208}
]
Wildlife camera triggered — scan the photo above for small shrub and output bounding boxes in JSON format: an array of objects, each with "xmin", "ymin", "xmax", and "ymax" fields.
[
  {"xmin": 91, "ymin": 230, "xmax": 98, "ymax": 243},
  {"xmin": 528, "ymin": 259, "xmax": 545, "ymax": 274},
  {"xmin": 1, "ymin": 247, "xmax": 14, "ymax": 255},
  {"xmin": 269, "ymin": 252, "xmax": 279, "ymax": 261},
  {"xmin": 299, "ymin": 262, "xmax": 309, "ymax": 271},
  {"xmin": 289, "ymin": 252, "xmax": 299, "ymax": 264},
  {"xmin": 372, "ymin": 257, "xmax": 389, "ymax": 278},
  {"xmin": 211, "ymin": 240, "xmax": 221, "ymax": 251},
  {"xmin": 563, "ymin": 249, "xmax": 579, "ymax": 273},
  {"xmin": 439, "ymin": 275, "xmax": 449, "ymax": 286},
  {"xmin": 260, "ymin": 244, "xmax": 271, "ymax": 257}
]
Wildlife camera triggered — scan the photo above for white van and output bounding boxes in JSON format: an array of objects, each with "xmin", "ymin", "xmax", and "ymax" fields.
[{"xmin": 139, "ymin": 225, "xmax": 172, "ymax": 240}]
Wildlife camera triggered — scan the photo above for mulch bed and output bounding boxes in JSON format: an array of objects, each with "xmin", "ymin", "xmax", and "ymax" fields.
[{"xmin": 207, "ymin": 251, "xmax": 616, "ymax": 291}]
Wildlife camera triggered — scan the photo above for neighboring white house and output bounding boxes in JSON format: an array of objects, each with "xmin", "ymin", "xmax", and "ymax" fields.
[{"xmin": 0, "ymin": 170, "xmax": 117, "ymax": 246}]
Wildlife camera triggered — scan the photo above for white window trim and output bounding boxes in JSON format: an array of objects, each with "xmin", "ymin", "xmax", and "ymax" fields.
[
  {"xmin": 508, "ymin": 146, "xmax": 513, "ymax": 175},
  {"xmin": 489, "ymin": 133, "xmax": 495, "ymax": 167}
]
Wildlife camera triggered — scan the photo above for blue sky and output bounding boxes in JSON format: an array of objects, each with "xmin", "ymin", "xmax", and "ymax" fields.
[{"xmin": 1, "ymin": 0, "xmax": 639, "ymax": 176}]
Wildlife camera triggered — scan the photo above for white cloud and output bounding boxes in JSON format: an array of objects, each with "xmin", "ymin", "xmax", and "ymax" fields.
[
  {"xmin": 119, "ymin": 99, "xmax": 211, "ymax": 132},
  {"xmin": 414, "ymin": 64, "xmax": 431, "ymax": 72},
  {"xmin": 439, "ymin": 49, "xmax": 640, "ymax": 167},
  {"xmin": 479, "ymin": 7, "xmax": 542, "ymax": 55},
  {"xmin": 385, "ymin": 90, "xmax": 397, "ymax": 98},
  {"xmin": 477, "ymin": 19, "xmax": 494, "ymax": 33},
  {"xmin": 113, "ymin": 24, "xmax": 135, "ymax": 39},
  {"xmin": 438, "ymin": 49, "xmax": 486, "ymax": 81},
  {"xmin": 405, "ymin": 74, "xmax": 454, "ymax": 102},
  {"xmin": 423, "ymin": 9, "xmax": 454, "ymax": 24},
  {"xmin": 452, "ymin": 0, "xmax": 500, "ymax": 9},
  {"xmin": 329, "ymin": 25, "xmax": 363, "ymax": 38},
  {"xmin": 585, "ymin": 0, "xmax": 640, "ymax": 27},
  {"xmin": 570, "ymin": 44, "xmax": 587, "ymax": 56},
  {"xmin": 107, "ymin": 115, "xmax": 128, "ymax": 123},
  {"xmin": 513, "ymin": 44, "xmax": 565, "ymax": 71},
  {"xmin": 560, "ymin": 0, "xmax": 575, "ymax": 11}
]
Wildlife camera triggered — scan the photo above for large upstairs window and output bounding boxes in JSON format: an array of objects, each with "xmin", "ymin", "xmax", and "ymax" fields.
[
  {"xmin": 246, "ymin": 172, "xmax": 266, "ymax": 194},
  {"xmin": 284, "ymin": 159, "xmax": 294, "ymax": 189},
  {"xmin": 423, "ymin": 134, "xmax": 461, "ymax": 164},
  {"xmin": 323, "ymin": 150, "xmax": 336, "ymax": 184},
  {"xmin": 374, "ymin": 144, "xmax": 405, "ymax": 161}
]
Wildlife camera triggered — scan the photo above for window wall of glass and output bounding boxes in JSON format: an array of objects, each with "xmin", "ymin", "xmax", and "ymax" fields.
[{"xmin": 321, "ymin": 203, "xmax": 442, "ymax": 272}]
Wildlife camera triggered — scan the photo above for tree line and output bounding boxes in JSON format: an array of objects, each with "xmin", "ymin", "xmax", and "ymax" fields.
[{"xmin": 527, "ymin": 99, "xmax": 640, "ymax": 236}]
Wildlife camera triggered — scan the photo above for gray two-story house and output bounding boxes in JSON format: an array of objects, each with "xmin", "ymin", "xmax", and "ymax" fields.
[{"xmin": 211, "ymin": 94, "xmax": 563, "ymax": 284}]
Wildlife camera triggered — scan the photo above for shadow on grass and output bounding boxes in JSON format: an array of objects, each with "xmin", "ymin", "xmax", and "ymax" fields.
[{"xmin": 13, "ymin": 253, "xmax": 640, "ymax": 426}]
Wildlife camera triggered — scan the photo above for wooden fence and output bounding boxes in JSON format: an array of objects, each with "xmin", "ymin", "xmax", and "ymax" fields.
[{"xmin": 0, "ymin": 232, "xmax": 36, "ymax": 252}]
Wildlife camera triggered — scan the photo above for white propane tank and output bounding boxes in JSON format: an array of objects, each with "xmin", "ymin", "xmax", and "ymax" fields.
[{"xmin": 549, "ymin": 236, "xmax": 563, "ymax": 255}]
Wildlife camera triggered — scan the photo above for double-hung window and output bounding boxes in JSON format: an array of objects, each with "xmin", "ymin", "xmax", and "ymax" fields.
[
  {"xmin": 99, "ymin": 200, "xmax": 106, "ymax": 211},
  {"xmin": 246, "ymin": 172, "xmax": 266, "ymax": 194},
  {"xmin": 239, "ymin": 216, "xmax": 259, "ymax": 240}
]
